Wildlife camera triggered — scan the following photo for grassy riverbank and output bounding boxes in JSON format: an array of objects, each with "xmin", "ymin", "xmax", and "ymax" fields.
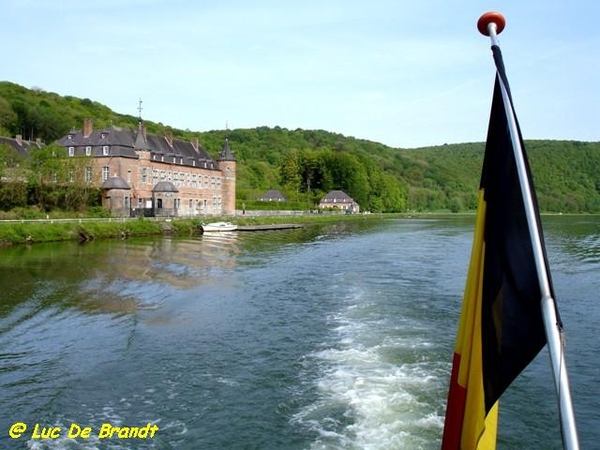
[
  {"xmin": 0, "ymin": 218, "xmax": 202, "ymax": 246},
  {"xmin": 0, "ymin": 213, "xmax": 402, "ymax": 246}
]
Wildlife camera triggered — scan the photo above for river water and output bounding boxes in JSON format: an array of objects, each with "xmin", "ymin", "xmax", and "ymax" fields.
[{"xmin": 0, "ymin": 216, "xmax": 598, "ymax": 449}]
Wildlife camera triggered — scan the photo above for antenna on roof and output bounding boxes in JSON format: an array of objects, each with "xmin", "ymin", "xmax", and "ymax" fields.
[{"xmin": 137, "ymin": 98, "xmax": 143, "ymax": 121}]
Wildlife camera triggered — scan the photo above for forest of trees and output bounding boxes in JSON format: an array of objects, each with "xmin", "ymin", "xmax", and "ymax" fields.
[{"xmin": 1, "ymin": 80, "xmax": 599, "ymax": 214}]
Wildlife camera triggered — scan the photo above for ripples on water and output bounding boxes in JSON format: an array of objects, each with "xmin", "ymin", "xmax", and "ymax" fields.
[{"xmin": 0, "ymin": 217, "xmax": 598, "ymax": 449}]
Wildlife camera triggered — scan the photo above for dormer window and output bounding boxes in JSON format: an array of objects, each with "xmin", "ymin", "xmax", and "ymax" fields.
[
  {"xmin": 85, "ymin": 146, "xmax": 92, "ymax": 156},
  {"xmin": 102, "ymin": 145, "xmax": 109, "ymax": 156},
  {"xmin": 68, "ymin": 135, "xmax": 73, "ymax": 140},
  {"xmin": 68, "ymin": 146, "xmax": 74, "ymax": 156},
  {"xmin": 101, "ymin": 133, "xmax": 106, "ymax": 139}
]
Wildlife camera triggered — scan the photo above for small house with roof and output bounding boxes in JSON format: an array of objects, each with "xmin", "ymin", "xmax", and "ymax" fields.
[
  {"xmin": 259, "ymin": 189, "xmax": 287, "ymax": 202},
  {"xmin": 55, "ymin": 119, "xmax": 236, "ymax": 217},
  {"xmin": 319, "ymin": 190, "xmax": 360, "ymax": 213},
  {"xmin": 0, "ymin": 135, "xmax": 43, "ymax": 159},
  {"xmin": 0, "ymin": 135, "xmax": 43, "ymax": 182}
]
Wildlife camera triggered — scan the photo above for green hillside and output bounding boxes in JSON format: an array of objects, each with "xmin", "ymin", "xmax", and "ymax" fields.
[{"xmin": 1, "ymin": 81, "xmax": 599, "ymax": 213}]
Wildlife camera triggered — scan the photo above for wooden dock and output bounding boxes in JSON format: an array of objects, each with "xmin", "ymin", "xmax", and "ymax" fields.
[{"xmin": 236, "ymin": 223, "xmax": 304, "ymax": 232}]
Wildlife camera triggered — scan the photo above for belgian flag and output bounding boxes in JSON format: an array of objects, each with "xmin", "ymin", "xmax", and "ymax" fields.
[{"xmin": 440, "ymin": 43, "xmax": 559, "ymax": 449}]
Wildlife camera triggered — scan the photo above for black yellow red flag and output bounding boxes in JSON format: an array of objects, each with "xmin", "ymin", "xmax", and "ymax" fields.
[{"xmin": 440, "ymin": 43, "xmax": 558, "ymax": 449}]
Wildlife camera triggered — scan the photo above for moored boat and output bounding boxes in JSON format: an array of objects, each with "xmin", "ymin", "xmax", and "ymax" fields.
[{"xmin": 201, "ymin": 222, "xmax": 238, "ymax": 233}]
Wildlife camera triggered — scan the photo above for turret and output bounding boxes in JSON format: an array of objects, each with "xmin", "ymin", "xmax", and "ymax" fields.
[{"xmin": 217, "ymin": 138, "xmax": 236, "ymax": 214}]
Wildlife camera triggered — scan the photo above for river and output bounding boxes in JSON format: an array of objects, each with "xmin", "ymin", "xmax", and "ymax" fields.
[{"xmin": 0, "ymin": 216, "xmax": 598, "ymax": 449}]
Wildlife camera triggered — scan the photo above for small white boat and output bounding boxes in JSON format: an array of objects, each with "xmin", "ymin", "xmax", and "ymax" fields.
[{"xmin": 201, "ymin": 221, "xmax": 238, "ymax": 233}]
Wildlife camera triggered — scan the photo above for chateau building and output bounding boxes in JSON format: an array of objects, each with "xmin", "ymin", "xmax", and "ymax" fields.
[{"xmin": 55, "ymin": 119, "xmax": 236, "ymax": 217}]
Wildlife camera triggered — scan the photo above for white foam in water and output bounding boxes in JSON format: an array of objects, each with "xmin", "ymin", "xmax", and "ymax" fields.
[{"xmin": 292, "ymin": 286, "xmax": 445, "ymax": 450}]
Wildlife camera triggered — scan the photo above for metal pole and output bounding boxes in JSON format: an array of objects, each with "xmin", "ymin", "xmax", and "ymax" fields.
[{"xmin": 480, "ymin": 12, "xmax": 580, "ymax": 450}]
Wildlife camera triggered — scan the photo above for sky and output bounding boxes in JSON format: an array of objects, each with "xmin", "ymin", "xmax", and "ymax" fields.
[{"xmin": 1, "ymin": 0, "xmax": 598, "ymax": 148}]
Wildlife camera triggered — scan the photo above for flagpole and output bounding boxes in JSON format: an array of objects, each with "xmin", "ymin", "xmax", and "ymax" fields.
[{"xmin": 478, "ymin": 12, "xmax": 580, "ymax": 450}]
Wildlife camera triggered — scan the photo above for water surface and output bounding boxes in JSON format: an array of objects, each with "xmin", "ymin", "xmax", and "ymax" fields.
[{"xmin": 0, "ymin": 216, "xmax": 598, "ymax": 449}]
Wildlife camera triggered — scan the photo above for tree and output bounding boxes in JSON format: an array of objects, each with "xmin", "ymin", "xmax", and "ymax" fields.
[
  {"xmin": 0, "ymin": 97, "xmax": 17, "ymax": 136},
  {"xmin": 280, "ymin": 149, "xmax": 302, "ymax": 193},
  {"xmin": 0, "ymin": 143, "xmax": 28, "ymax": 210},
  {"xmin": 28, "ymin": 144, "xmax": 69, "ymax": 211}
]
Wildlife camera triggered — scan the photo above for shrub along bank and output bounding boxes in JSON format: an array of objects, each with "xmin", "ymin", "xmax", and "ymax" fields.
[{"xmin": 0, "ymin": 218, "xmax": 202, "ymax": 246}]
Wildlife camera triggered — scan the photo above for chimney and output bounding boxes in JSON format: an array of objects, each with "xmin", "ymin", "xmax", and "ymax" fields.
[
  {"xmin": 191, "ymin": 137, "xmax": 199, "ymax": 151},
  {"xmin": 165, "ymin": 131, "xmax": 173, "ymax": 147},
  {"xmin": 15, "ymin": 134, "xmax": 22, "ymax": 146},
  {"xmin": 83, "ymin": 118, "xmax": 93, "ymax": 138}
]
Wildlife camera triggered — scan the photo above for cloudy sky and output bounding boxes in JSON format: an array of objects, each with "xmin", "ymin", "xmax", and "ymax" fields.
[{"xmin": 2, "ymin": 0, "xmax": 598, "ymax": 148}]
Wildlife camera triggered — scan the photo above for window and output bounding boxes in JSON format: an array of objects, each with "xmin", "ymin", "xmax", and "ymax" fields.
[
  {"xmin": 85, "ymin": 166, "xmax": 92, "ymax": 183},
  {"xmin": 127, "ymin": 170, "xmax": 132, "ymax": 183},
  {"xmin": 102, "ymin": 146, "xmax": 109, "ymax": 156},
  {"xmin": 68, "ymin": 146, "xmax": 74, "ymax": 156},
  {"xmin": 102, "ymin": 166, "xmax": 109, "ymax": 182},
  {"xmin": 85, "ymin": 146, "xmax": 92, "ymax": 156},
  {"xmin": 141, "ymin": 167, "xmax": 148, "ymax": 184}
]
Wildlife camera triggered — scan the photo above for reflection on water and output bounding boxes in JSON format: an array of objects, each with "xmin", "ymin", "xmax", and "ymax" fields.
[{"xmin": 0, "ymin": 224, "xmax": 350, "ymax": 319}]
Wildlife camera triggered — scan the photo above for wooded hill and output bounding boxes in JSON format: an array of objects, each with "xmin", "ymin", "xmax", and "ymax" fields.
[{"xmin": 1, "ymin": 81, "xmax": 599, "ymax": 213}]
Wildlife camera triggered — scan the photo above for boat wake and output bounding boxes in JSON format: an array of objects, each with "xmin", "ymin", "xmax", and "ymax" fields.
[{"xmin": 291, "ymin": 284, "xmax": 447, "ymax": 450}]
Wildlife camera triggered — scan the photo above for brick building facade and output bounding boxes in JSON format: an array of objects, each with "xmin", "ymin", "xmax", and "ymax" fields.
[{"xmin": 56, "ymin": 119, "xmax": 236, "ymax": 217}]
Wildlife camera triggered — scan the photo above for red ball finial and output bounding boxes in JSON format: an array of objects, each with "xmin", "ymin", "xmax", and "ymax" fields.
[{"xmin": 477, "ymin": 11, "xmax": 506, "ymax": 36}]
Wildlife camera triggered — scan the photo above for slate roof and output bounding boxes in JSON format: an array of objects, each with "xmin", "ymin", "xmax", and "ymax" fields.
[
  {"xmin": 0, "ymin": 135, "xmax": 43, "ymax": 158},
  {"xmin": 259, "ymin": 189, "xmax": 287, "ymax": 201},
  {"xmin": 218, "ymin": 138, "xmax": 236, "ymax": 162},
  {"xmin": 56, "ymin": 121, "xmax": 219, "ymax": 170},
  {"xmin": 320, "ymin": 190, "xmax": 356, "ymax": 204},
  {"xmin": 102, "ymin": 176, "xmax": 131, "ymax": 190},
  {"xmin": 152, "ymin": 181, "xmax": 179, "ymax": 193}
]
